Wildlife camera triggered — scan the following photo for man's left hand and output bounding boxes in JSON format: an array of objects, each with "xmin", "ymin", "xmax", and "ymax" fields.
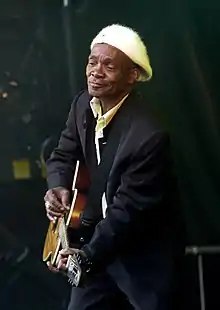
[{"xmin": 47, "ymin": 248, "xmax": 85, "ymax": 273}]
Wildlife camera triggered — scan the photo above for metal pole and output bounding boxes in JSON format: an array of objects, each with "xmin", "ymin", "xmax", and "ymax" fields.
[
  {"xmin": 62, "ymin": 0, "xmax": 77, "ymax": 97},
  {"xmin": 198, "ymin": 254, "xmax": 206, "ymax": 310},
  {"xmin": 185, "ymin": 246, "xmax": 220, "ymax": 310}
]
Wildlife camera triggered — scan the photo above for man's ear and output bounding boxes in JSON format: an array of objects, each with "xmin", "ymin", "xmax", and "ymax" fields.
[{"xmin": 128, "ymin": 68, "xmax": 140, "ymax": 84}]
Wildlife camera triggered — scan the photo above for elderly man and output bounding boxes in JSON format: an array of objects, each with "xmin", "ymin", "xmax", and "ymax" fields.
[{"xmin": 44, "ymin": 24, "xmax": 185, "ymax": 310}]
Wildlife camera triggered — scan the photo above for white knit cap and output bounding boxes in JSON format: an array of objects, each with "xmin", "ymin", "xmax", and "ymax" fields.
[{"xmin": 90, "ymin": 24, "xmax": 152, "ymax": 82}]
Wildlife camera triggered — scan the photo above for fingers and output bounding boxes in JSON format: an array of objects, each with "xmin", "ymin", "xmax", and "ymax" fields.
[
  {"xmin": 60, "ymin": 190, "xmax": 70, "ymax": 210},
  {"xmin": 46, "ymin": 207, "xmax": 63, "ymax": 218},
  {"xmin": 46, "ymin": 262, "xmax": 59, "ymax": 273},
  {"xmin": 44, "ymin": 188, "xmax": 70, "ymax": 221},
  {"xmin": 52, "ymin": 188, "xmax": 70, "ymax": 211},
  {"xmin": 47, "ymin": 259, "xmax": 68, "ymax": 273},
  {"xmin": 46, "ymin": 212, "xmax": 56, "ymax": 223},
  {"xmin": 57, "ymin": 258, "xmax": 68, "ymax": 270},
  {"xmin": 47, "ymin": 250, "xmax": 81, "ymax": 275},
  {"xmin": 59, "ymin": 248, "xmax": 80, "ymax": 256},
  {"xmin": 44, "ymin": 190, "xmax": 64, "ymax": 213},
  {"xmin": 45, "ymin": 201, "xmax": 60, "ymax": 222}
]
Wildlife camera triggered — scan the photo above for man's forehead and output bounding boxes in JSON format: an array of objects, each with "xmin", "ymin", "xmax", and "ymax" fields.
[
  {"xmin": 90, "ymin": 43, "xmax": 123, "ymax": 58},
  {"xmin": 89, "ymin": 43, "xmax": 132, "ymax": 64}
]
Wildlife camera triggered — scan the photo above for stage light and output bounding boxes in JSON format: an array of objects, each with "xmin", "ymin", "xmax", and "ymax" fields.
[
  {"xmin": 9, "ymin": 80, "xmax": 19, "ymax": 87},
  {"xmin": 1, "ymin": 92, "xmax": 8, "ymax": 99}
]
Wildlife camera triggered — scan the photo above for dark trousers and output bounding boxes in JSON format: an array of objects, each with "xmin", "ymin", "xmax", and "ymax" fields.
[
  {"xmin": 67, "ymin": 259, "xmax": 173, "ymax": 310},
  {"xmin": 67, "ymin": 271, "xmax": 133, "ymax": 310}
]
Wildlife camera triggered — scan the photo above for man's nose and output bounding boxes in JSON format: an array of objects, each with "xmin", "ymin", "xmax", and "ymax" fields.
[{"xmin": 91, "ymin": 63, "xmax": 104, "ymax": 78}]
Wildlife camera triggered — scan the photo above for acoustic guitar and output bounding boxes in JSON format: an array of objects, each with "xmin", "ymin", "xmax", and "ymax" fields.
[{"xmin": 42, "ymin": 161, "xmax": 90, "ymax": 266}]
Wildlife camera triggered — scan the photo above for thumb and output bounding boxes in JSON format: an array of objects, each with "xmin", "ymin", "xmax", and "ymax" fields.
[{"xmin": 60, "ymin": 190, "xmax": 70, "ymax": 209}]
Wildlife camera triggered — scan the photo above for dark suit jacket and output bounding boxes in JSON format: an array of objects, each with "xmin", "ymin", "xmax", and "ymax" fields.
[{"xmin": 46, "ymin": 90, "xmax": 185, "ymax": 297}]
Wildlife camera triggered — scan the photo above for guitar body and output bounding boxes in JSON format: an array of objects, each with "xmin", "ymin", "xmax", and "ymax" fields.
[{"xmin": 42, "ymin": 161, "xmax": 90, "ymax": 265}]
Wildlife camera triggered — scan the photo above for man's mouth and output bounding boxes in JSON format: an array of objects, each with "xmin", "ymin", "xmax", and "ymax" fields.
[{"xmin": 89, "ymin": 80, "xmax": 105, "ymax": 88}]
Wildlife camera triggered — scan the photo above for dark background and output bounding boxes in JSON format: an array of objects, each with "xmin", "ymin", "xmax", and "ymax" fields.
[{"xmin": 0, "ymin": 0, "xmax": 220, "ymax": 309}]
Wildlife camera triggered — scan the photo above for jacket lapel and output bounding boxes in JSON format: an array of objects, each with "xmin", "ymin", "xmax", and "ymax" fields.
[{"xmin": 84, "ymin": 108, "xmax": 97, "ymax": 173}]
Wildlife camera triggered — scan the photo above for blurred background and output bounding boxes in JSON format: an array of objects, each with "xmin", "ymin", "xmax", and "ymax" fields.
[{"xmin": 0, "ymin": 0, "xmax": 220, "ymax": 309}]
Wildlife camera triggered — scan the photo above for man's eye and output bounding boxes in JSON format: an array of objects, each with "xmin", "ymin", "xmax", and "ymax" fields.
[
  {"xmin": 88, "ymin": 59, "xmax": 97, "ymax": 66},
  {"xmin": 106, "ymin": 65, "xmax": 115, "ymax": 70}
]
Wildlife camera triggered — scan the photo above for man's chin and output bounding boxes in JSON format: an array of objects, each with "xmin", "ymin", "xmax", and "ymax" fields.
[{"xmin": 87, "ymin": 85, "xmax": 108, "ymax": 98}]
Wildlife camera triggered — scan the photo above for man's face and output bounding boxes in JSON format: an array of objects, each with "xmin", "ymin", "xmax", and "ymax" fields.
[{"xmin": 86, "ymin": 43, "xmax": 139, "ymax": 98}]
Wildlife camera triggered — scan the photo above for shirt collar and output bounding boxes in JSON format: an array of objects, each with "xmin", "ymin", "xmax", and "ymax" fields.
[
  {"xmin": 90, "ymin": 94, "xmax": 129, "ymax": 119},
  {"xmin": 90, "ymin": 97, "xmax": 102, "ymax": 119}
]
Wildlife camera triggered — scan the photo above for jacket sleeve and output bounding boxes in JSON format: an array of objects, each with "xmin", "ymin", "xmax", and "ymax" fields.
[
  {"xmin": 46, "ymin": 92, "xmax": 84, "ymax": 190},
  {"xmin": 82, "ymin": 131, "xmax": 173, "ymax": 265}
]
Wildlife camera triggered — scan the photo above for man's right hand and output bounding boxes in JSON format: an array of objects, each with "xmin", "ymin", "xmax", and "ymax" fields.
[{"xmin": 44, "ymin": 187, "xmax": 70, "ymax": 222}]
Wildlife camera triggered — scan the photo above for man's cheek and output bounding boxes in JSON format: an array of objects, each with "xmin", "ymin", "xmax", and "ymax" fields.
[{"xmin": 85, "ymin": 66, "xmax": 90, "ymax": 77}]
